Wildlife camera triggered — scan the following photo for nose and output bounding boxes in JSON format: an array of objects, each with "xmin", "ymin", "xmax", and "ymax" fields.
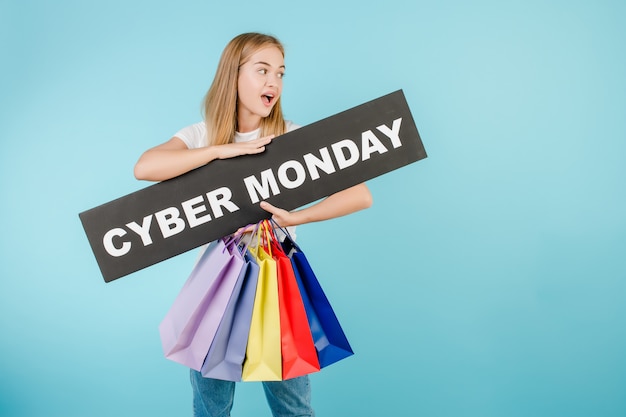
[{"xmin": 266, "ymin": 72, "xmax": 281, "ymax": 87}]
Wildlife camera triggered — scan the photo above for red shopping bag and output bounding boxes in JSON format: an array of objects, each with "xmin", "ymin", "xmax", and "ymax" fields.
[{"xmin": 268, "ymin": 224, "xmax": 320, "ymax": 380}]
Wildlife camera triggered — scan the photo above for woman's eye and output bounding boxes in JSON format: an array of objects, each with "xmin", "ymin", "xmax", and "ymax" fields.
[
  {"xmin": 277, "ymin": 72, "xmax": 285, "ymax": 79},
  {"xmin": 258, "ymin": 68, "xmax": 267, "ymax": 75}
]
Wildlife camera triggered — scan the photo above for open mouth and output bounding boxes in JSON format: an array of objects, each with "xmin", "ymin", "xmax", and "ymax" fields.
[{"xmin": 262, "ymin": 94, "xmax": 274, "ymax": 104}]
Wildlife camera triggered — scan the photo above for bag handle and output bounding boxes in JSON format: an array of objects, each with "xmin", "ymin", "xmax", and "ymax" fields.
[
  {"xmin": 238, "ymin": 222, "xmax": 260, "ymax": 255},
  {"xmin": 255, "ymin": 219, "xmax": 273, "ymax": 258},
  {"xmin": 269, "ymin": 218, "xmax": 301, "ymax": 251},
  {"xmin": 265, "ymin": 219, "xmax": 280, "ymax": 242},
  {"xmin": 222, "ymin": 223, "xmax": 260, "ymax": 256}
]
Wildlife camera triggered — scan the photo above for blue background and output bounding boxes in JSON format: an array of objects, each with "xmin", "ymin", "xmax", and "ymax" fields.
[{"xmin": 1, "ymin": 1, "xmax": 625, "ymax": 416}]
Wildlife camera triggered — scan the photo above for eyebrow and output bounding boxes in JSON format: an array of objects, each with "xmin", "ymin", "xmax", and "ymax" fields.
[{"xmin": 254, "ymin": 61, "xmax": 286, "ymax": 69}]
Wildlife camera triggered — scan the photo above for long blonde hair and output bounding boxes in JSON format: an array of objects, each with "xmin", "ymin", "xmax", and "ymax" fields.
[{"xmin": 202, "ymin": 33, "xmax": 286, "ymax": 146}]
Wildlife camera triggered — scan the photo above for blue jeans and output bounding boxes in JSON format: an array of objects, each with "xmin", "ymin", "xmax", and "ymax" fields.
[{"xmin": 190, "ymin": 370, "xmax": 315, "ymax": 417}]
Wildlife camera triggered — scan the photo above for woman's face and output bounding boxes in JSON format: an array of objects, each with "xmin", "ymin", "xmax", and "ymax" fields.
[{"xmin": 237, "ymin": 45, "xmax": 285, "ymax": 132}]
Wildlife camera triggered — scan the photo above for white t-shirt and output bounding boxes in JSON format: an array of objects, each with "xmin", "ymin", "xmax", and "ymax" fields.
[
  {"xmin": 174, "ymin": 121, "xmax": 299, "ymax": 241},
  {"xmin": 174, "ymin": 120, "xmax": 300, "ymax": 149}
]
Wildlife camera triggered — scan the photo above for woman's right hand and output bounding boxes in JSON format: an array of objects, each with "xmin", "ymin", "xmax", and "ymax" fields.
[
  {"xmin": 214, "ymin": 135, "xmax": 274, "ymax": 159},
  {"xmin": 134, "ymin": 134, "xmax": 274, "ymax": 182}
]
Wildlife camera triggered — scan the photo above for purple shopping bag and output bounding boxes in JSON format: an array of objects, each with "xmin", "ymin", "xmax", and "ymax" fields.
[
  {"xmin": 201, "ymin": 250, "xmax": 259, "ymax": 381},
  {"xmin": 159, "ymin": 237, "xmax": 245, "ymax": 371}
]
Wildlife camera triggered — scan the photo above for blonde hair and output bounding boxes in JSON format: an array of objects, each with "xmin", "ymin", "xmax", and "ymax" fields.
[{"xmin": 202, "ymin": 33, "xmax": 286, "ymax": 146}]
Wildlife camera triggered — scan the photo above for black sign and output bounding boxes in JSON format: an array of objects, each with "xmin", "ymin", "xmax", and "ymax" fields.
[{"xmin": 79, "ymin": 90, "xmax": 427, "ymax": 282}]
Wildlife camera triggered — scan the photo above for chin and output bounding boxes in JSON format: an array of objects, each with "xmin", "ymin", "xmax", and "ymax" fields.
[{"xmin": 259, "ymin": 109, "xmax": 274, "ymax": 118}]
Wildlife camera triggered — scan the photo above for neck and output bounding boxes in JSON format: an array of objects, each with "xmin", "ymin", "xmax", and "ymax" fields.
[{"xmin": 237, "ymin": 111, "xmax": 261, "ymax": 133}]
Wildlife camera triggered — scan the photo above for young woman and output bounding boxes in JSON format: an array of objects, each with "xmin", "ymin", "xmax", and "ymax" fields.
[{"xmin": 135, "ymin": 32, "xmax": 372, "ymax": 417}]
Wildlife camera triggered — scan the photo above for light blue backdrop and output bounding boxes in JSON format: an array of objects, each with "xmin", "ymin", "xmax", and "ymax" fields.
[{"xmin": 1, "ymin": 0, "xmax": 625, "ymax": 416}]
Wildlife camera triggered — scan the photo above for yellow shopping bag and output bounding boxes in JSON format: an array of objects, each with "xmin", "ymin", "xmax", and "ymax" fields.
[{"xmin": 241, "ymin": 223, "xmax": 282, "ymax": 381}]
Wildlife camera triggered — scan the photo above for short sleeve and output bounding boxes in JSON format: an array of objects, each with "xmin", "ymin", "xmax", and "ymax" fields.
[
  {"xmin": 285, "ymin": 120, "xmax": 301, "ymax": 133},
  {"xmin": 174, "ymin": 122, "xmax": 207, "ymax": 150}
]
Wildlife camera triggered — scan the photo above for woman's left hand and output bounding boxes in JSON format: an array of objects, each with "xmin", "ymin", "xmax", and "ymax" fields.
[
  {"xmin": 238, "ymin": 182, "xmax": 371, "ymax": 233},
  {"xmin": 259, "ymin": 200, "xmax": 293, "ymax": 227},
  {"xmin": 234, "ymin": 201, "xmax": 292, "ymax": 235}
]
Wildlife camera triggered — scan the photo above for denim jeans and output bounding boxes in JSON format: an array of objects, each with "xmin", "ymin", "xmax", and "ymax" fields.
[{"xmin": 190, "ymin": 370, "xmax": 315, "ymax": 417}]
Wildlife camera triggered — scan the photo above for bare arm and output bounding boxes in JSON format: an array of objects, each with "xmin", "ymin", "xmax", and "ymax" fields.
[
  {"xmin": 260, "ymin": 183, "xmax": 373, "ymax": 227},
  {"xmin": 134, "ymin": 135, "xmax": 274, "ymax": 181}
]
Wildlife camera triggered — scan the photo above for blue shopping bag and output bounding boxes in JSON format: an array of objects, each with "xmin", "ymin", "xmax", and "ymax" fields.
[{"xmin": 280, "ymin": 234, "xmax": 354, "ymax": 368}]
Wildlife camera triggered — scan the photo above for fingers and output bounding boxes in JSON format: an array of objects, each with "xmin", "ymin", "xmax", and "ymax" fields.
[
  {"xmin": 240, "ymin": 134, "xmax": 275, "ymax": 155},
  {"xmin": 251, "ymin": 135, "xmax": 273, "ymax": 152},
  {"xmin": 257, "ymin": 134, "xmax": 275, "ymax": 143},
  {"xmin": 249, "ymin": 134, "xmax": 274, "ymax": 147},
  {"xmin": 259, "ymin": 201, "xmax": 292, "ymax": 228},
  {"xmin": 259, "ymin": 200, "xmax": 277, "ymax": 214},
  {"xmin": 247, "ymin": 145, "xmax": 267, "ymax": 155},
  {"xmin": 216, "ymin": 135, "xmax": 274, "ymax": 159},
  {"xmin": 235, "ymin": 224, "xmax": 256, "ymax": 235}
]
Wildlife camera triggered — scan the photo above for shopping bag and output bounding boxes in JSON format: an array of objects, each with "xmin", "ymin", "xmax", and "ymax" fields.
[
  {"xmin": 268, "ymin": 229, "xmax": 320, "ymax": 380},
  {"xmin": 241, "ymin": 222, "xmax": 282, "ymax": 381},
  {"xmin": 280, "ymin": 233, "xmax": 354, "ymax": 368},
  {"xmin": 159, "ymin": 237, "xmax": 245, "ymax": 371},
  {"xmin": 200, "ymin": 249, "xmax": 260, "ymax": 381}
]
